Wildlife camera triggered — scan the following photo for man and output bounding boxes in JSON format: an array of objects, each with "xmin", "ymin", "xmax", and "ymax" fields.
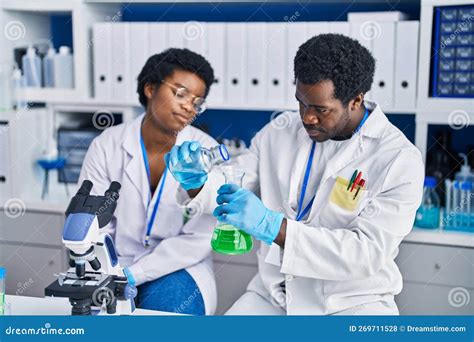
[{"xmin": 166, "ymin": 34, "xmax": 424, "ymax": 315}]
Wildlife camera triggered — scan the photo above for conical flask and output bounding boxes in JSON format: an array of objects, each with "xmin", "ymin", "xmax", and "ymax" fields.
[{"xmin": 211, "ymin": 167, "xmax": 253, "ymax": 255}]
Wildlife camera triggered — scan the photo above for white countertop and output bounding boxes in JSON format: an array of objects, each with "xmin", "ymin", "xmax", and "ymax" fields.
[
  {"xmin": 3, "ymin": 295, "xmax": 181, "ymax": 316},
  {"xmin": 404, "ymin": 227, "xmax": 474, "ymax": 248}
]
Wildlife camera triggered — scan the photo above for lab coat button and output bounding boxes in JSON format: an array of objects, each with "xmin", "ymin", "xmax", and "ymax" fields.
[{"xmin": 286, "ymin": 275, "xmax": 294, "ymax": 281}]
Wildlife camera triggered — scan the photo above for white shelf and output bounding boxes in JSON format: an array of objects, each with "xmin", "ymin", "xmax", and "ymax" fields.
[
  {"xmin": 0, "ymin": 198, "xmax": 67, "ymax": 215},
  {"xmin": 404, "ymin": 227, "xmax": 474, "ymax": 248},
  {"xmin": 1, "ymin": 0, "xmax": 76, "ymax": 12},
  {"xmin": 16, "ymin": 87, "xmax": 82, "ymax": 104}
]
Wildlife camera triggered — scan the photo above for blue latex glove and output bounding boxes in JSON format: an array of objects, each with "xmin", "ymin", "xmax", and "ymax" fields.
[
  {"xmin": 164, "ymin": 141, "xmax": 208, "ymax": 191},
  {"xmin": 213, "ymin": 184, "xmax": 284, "ymax": 245},
  {"xmin": 123, "ymin": 267, "xmax": 136, "ymax": 287}
]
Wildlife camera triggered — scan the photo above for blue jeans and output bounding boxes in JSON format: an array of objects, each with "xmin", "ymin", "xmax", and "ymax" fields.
[{"xmin": 136, "ymin": 269, "xmax": 205, "ymax": 315}]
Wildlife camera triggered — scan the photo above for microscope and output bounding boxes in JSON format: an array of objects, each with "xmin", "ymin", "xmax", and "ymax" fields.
[{"xmin": 45, "ymin": 180, "xmax": 137, "ymax": 315}]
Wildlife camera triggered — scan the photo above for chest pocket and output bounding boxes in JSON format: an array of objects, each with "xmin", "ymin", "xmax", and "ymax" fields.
[
  {"xmin": 329, "ymin": 176, "xmax": 366, "ymax": 211},
  {"xmin": 319, "ymin": 176, "xmax": 369, "ymax": 228}
]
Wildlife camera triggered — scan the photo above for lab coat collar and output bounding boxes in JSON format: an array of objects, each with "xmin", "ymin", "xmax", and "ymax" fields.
[
  {"xmin": 358, "ymin": 100, "xmax": 388, "ymax": 139},
  {"xmin": 122, "ymin": 113, "xmax": 149, "ymax": 210}
]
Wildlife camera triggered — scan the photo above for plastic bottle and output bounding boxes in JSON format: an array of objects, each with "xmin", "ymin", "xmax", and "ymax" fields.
[
  {"xmin": 415, "ymin": 177, "xmax": 441, "ymax": 229},
  {"xmin": 455, "ymin": 153, "xmax": 474, "ymax": 183},
  {"xmin": 43, "ymin": 47, "xmax": 56, "ymax": 88},
  {"xmin": 168, "ymin": 144, "xmax": 230, "ymax": 182},
  {"xmin": 460, "ymin": 181, "xmax": 472, "ymax": 230},
  {"xmin": 0, "ymin": 267, "xmax": 6, "ymax": 315},
  {"xmin": 12, "ymin": 66, "xmax": 26, "ymax": 109},
  {"xmin": 0, "ymin": 63, "xmax": 12, "ymax": 112},
  {"xmin": 22, "ymin": 46, "xmax": 42, "ymax": 87},
  {"xmin": 53, "ymin": 46, "xmax": 74, "ymax": 89}
]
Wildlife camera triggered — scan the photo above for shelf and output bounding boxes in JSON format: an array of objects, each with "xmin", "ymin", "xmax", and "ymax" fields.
[
  {"xmin": 16, "ymin": 93, "xmax": 419, "ymax": 114},
  {"xmin": 404, "ymin": 227, "xmax": 474, "ymax": 248},
  {"xmin": 1, "ymin": 0, "xmax": 75, "ymax": 12},
  {"xmin": 416, "ymin": 110, "xmax": 474, "ymax": 125},
  {"xmin": 16, "ymin": 88, "xmax": 82, "ymax": 104}
]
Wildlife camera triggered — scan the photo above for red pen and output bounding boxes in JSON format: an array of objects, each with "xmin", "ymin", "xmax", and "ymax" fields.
[
  {"xmin": 350, "ymin": 171, "xmax": 362, "ymax": 192},
  {"xmin": 353, "ymin": 179, "xmax": 365, "ymax": 200}
]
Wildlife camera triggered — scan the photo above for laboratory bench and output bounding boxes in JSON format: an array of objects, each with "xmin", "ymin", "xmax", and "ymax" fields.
[
  {"xmin": 1, "ymin": 202, "xmax": 473, "ymax": 315},
  {"xmin": 2, "ymin": 295, "xmax": 179, "ymax": 315}
]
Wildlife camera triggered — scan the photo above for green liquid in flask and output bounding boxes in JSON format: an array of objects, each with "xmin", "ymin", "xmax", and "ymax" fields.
[
  {"xmin": 0, "ymin": 293, "xmax": 4, "ymax": 315},
  {"xmin": 211, "ymin": 224, "xmax": 253, "ymax": 255}
]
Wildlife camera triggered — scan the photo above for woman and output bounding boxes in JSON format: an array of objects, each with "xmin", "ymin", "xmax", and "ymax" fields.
[{"xmin": 79, "ymin": 48, "xmax": 218, "ymax": 315}]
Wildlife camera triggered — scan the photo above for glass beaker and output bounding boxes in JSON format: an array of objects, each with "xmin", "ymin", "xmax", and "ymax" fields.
[{"xmin": 211, "ymin": 167, "xmax": 253, "ymax": 255}]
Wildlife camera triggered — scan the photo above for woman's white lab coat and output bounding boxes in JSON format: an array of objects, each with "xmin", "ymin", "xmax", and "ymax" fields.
[
  {"xmin": 177, "ymin": 101, "xmax": 425, "ymax": 315},
  {"xmin": 79, "ymin": 113, "xmax": 218, "ymax": 314}
]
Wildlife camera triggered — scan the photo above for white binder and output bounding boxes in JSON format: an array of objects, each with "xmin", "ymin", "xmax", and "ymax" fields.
[
  {"xmin": 205, "ymin": 23, "xmax": 226, "ymax": 106},
  {"xmin": 167, "ymin": 22, "xmax": 186, "ymax": 49},
  {"xmin": 246, "ymin": 23, "xmax": 266, "ymax": 105},
  {"xmin": 286, "ymin": 22, "xmax": 307, "ymax": 106},
  {"xmin": 129, "ymin": 23, "xmax": 149, "ymax": 103},
  {"xmin": 226, "ymin": 23, "xmax": 247, "ymax": 105},
  {"xmin": 148, "ymin": 22, "xmax": 168, "ymax": 55},
  {"xmin": 394, "ymin": 21, "xmax": 419, "ymax": 111},
  {"xmin": 92, "ymin": 23, "xmax": 112, "ymax": 100},
  {"xmin": 305, "ymin": 21, "xmax": 329, "ymax": 39},
  {"xmin": 111, "ymin": 23, "xmax": 131, "ymax": 101},
  {"xmin": 265, "ymin": 22, "xmax": 287, "ymax": 107},
  {"xmin": 328, "ymin": 21, "xmax": 350, "ymax": 36},
  {"xmin": 372, "ymin": 21, "xmax": 396, "ymax": 109}
]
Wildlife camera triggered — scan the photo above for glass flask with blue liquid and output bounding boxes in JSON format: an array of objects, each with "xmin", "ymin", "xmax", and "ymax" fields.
[
  {"xmin": 168, "ymin": 144, "xmax": 230, "ymax": 182},
  {"xmin": 415, "ymin": 176, "xmax": 441, "ymax": 229}
]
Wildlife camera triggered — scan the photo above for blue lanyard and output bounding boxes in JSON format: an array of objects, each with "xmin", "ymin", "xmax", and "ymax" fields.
[
  {"xmin": 296, "ymin": 108, "xmax": 369, "ymax": 222},
  {"xmin": 140, "ymin": 132, "xmax": 168, "ymax": 247},
  {"xmin": 355, "ymin": 108, "xmax": 369, "ymax": 134},
  {"xmin": 296, "ymin": 142, "xmax": 316, "ymax": 221}
]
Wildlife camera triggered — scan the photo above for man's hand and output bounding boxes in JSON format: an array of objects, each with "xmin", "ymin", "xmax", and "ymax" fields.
[
  {"xmin": 213, "ymin": 184, "xmax": 284, "ymax": 245},
  {"xmin": 164, "ymin": 141, "xmax": 208, "ymax": 191}
]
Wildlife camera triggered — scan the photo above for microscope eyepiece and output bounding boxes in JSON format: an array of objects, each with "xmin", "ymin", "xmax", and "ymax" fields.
[
  {"xmin": 105, "ymin": 181, "xmax": 121, "ymax": 199},
  {"xmin": 77, "ymin": 180, "xmax": 93, "ymax": 196}
]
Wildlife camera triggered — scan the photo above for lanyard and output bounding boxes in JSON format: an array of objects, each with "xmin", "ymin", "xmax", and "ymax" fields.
[
  {"xmin": 296, "ymin": 142, "xmax": 316, "ymax": 221},
  {"xmin": 296, "ymin": 108, "xmax": 369, "ymax": 222},
  {"xmin": 140, "ymin": 132, "xmax": 168, "ymax": 247}
]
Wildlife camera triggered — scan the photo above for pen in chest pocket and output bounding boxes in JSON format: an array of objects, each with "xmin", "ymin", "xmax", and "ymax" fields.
[{"xmin": 353, "ymin": 179, "xmax": 366, "ymax": 200}]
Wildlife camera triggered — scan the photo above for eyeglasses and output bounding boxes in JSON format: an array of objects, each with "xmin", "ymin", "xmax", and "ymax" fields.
[{"xmin": 161, "ymin": 80, "xmax": 207, "ymax": 114}]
